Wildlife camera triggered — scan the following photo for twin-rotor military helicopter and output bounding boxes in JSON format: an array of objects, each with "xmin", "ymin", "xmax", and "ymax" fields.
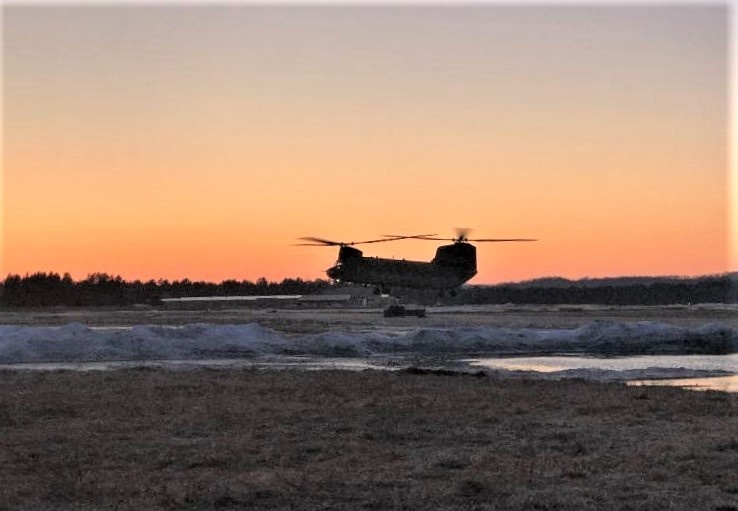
[{"xmin": 296, "ymin": 229, "xmax": 536, "ymax": 294}]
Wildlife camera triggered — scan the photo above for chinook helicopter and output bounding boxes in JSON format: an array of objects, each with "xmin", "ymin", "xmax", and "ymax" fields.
[{"xmin": 296, "ymin": 229, "xmax": 536, "ymax": 294}]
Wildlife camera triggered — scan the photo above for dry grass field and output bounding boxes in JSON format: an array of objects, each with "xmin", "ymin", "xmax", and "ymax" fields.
[{"xmin": 1, "ymin": 368, "xmax": 736, "ymax": 510}]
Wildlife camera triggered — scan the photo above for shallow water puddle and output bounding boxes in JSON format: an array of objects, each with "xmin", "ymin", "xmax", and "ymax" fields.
[
  {"xmin": 2, "ymin": 353, "xmax": 737, "ymax": 392},
  {"xmin": 628, "ymin": 375, "xmax": 738, "ymax": 392},
  {"xmin": 469, "ymin": 353, "xmax": 738, "ymax": 392},
  {"xmin": 469, "ymin": 353, "xmax": 738, "ymax": 373},
  {"xmin": 0, "ymin": 356, "xmax": 390, "ymax": 373}
]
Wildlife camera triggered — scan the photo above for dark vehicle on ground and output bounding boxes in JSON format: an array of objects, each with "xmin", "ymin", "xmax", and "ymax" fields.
[{"xmin": 383, "ymin": 304, "xmax": 426, "ymax": 318}]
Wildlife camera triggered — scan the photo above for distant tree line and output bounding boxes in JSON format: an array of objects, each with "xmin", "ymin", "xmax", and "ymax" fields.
[
  {"xmin": 395, "ymin": 273, "xmax": 738, "ymax": 306},
  {"xmin": 0, "ymin": 272, "xmax": 331, "ymax": 307},
  {"xmin": 0, "ymin": 272, "xmax": 735, "ymax": 307},
  {"xmin": 448, "ymin": 273, "xmax": 738, "ymax": 306}
]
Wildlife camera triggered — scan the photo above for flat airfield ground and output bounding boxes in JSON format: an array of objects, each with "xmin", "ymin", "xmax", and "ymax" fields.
[
  {"xmin": 1, "ymin": 304, "xmax": 737, "ymax": 510},
  {"xmin": 1, "ymin": 303, "xmax": 736, "ymax": 332}
]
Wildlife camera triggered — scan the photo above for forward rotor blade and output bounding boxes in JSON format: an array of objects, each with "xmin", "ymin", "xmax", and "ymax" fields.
[
  {"xmin": 381, "ymin": 233, "xmax": 437, "ymax": 239},
  {"xmin": 296, "ymin": 236, "xmax": 418, "ymax": 246},
  {"xmin": 412, "ymin": 237, "xmax": 453, "ymax": 241},
  {"xmin": 297, "ymin": 237, "xmax": 342, "ymax": 246},
  {"xmin": 351, "ymin": 237, "xmax": 410, "ymax": 244}
]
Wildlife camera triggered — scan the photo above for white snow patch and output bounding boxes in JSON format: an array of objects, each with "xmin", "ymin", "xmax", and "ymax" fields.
[
  {"xmin": 0, "ymin": 322, "xmax": 288, "ymax": 363},
  {"xmin": 391, "ymin": 321, "xmax": 736, "ymax": 355},
  {"xmin": 0, "ymin": 321, "xmax": 735, "ymax": 364}
]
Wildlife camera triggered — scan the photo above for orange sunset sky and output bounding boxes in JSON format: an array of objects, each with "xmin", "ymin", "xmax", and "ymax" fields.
[{"xmin": 1, "ymin": 3, "xmax": 733, "ymax": 284}]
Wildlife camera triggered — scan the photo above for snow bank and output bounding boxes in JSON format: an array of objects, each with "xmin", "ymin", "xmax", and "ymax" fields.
[
  {"xmin": 0, "ymin": 323, "xmax": 288, "ymax": 363},
  {"xmin": 378, "ymin": 321, "xmax": 736, "ymax": 356},
  {"xmin": 0, "ymin": 321, "xmax": 735, "ymax": 364}
]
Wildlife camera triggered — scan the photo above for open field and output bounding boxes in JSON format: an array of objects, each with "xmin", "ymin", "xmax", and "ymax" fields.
[
  {"xmin": 1, "ymin": 304, "xmax": 736, "ymax": 509},
  {"xmin": 1, "ymin": 369, "xmax": 737, "ymax": 510}
]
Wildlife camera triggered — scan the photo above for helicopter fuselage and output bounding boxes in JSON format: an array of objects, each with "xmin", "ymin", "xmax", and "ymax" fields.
[{"xmin": 326, "ymin": 243, "xmax": 477, "ymax": 290}]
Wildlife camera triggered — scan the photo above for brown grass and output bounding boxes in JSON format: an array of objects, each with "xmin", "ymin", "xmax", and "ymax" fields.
[{"xmin": 0, "ymin": 369, "xmax": 736, "ymax": 510}]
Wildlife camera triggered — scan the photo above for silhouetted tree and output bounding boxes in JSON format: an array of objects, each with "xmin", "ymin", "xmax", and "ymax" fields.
[{"xmin": 0, "ymin": 272, "xmax": 733, "ymax": 307}]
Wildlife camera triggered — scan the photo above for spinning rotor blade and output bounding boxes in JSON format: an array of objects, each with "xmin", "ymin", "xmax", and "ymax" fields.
[
  {"xmin": 295, "ymin": 235, "xmax": 414, "ymax": 246},
  {"xmin": 450, "ymin": 228, "xmax": 536, "ymax": 243},
  {"xmin": 402, "ymin": 235, "xmax": 537, "ymax": 243},
  {"xmin": 410, "ymin": 228, "xmax": 475, "ymax": 243},
  {"xmin": 295, "ymin": 232, "xmax": 537, "ymax": 246},
  {"xmin": 381, "ymin": 233, "xmax": 437, "ymax": 239},
  {"xmin": 471, "ymin": 238, "xmax": 537, "ymax": 242},
  {"xmin": 404, "ymin": 237, "xmax": 465, "ymax": 242},
  {"xmin": 353, "ymin": 236, "xmax": 412, "ymax": 244},
  {"xmin": 295, "ymin": 237, "xmax": 343, "ymax": 246},
  {"xmin": 455, "ymin": 227, "xmax": 472, "ymax": 242}
]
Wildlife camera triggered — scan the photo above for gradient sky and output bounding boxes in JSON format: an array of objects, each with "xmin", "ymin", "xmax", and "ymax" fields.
[{"xmin": 1, "ymin": 4, "xmax": 731, "ymax": 283}]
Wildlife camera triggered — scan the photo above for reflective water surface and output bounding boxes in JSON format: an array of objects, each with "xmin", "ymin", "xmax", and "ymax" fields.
[
  {"xmin": 0, "ymin": 356, "xmax": 384, "ymax": 373},
  {"xmin": 1, "ymin": 354, "xmax": 736, "ymax": 392},
  {"xmin": 469, "ymin": 354, "xmax": 738, "ymax": 373},
  {"xmin": 628, "ymin": 375, "xmax": 738, "ymax": 392},
  {"xmin": 469, "ymin": 354, "xmax": 738, "ymax": 392}
]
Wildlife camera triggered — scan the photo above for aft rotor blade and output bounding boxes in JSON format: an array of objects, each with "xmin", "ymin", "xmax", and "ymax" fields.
[
  {"xmin": 455, "ymin": 227, "xmax": 472, "ymax": 241},
  {"xmin": 471, "ymin": 238, "xmax": 537, "ymax": 242},
  {"xmin": 401, "ymin": 236, "xmax": 537, "ymax": 242}
]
